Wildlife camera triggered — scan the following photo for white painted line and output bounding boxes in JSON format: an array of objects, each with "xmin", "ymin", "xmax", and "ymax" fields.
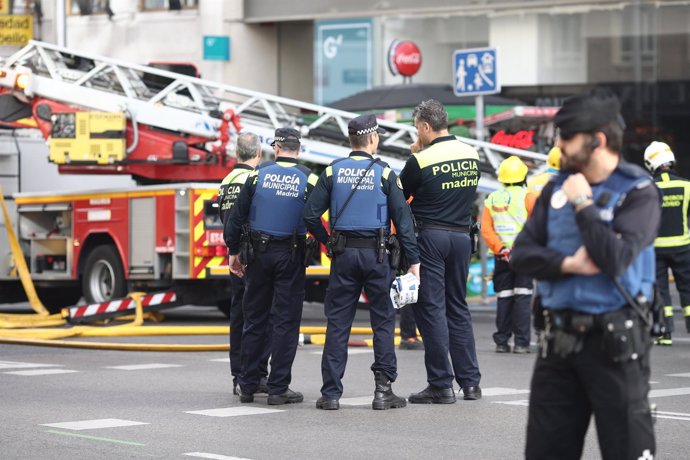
[
  {"xmin": 649, "ymin": 381, "xmax": 659, "ymax": 384},
  {"xmin": 491, "ymin": 399, "xmax": 530, "ymax": 406},
  {"xmin": 339, "ymin": 396, "xmax": 373, "ymax": 406},
  {"xmin": 5, "ymin": 369, "xmax": 78, "ymax": 376},
  {"xmin": 649, "ymin": 388, "xmax": 690, "ymax": 398},
  {"xmin": 209, "ymin": 358, "xmax": 230, "ymax": 363},
  {"xmin": 41, "ymin": 418, "xmax": 149, "ymax": 431},
  {"xmin": 481, "ymin": 387, "xmax": 530, "ymax": 397},
  {"xmin": 105, "ymin": 363, "xmax": 184, "ymax": 371},
  {"xmin": 184, "ymin": 453, "xmax": 252, "ymax": 460},
  {"xmin": 0, "ymin": 360, "xmax": 61, "ymax": 370},
  {"xmin": 656, "ymin": 411, "xmax": 690, "ymax": 422},
  {"xmin": 185, "ymin": 407, "xmax": 284, "ymax": 417},
  {"xmin": 310, "ymin": 349, "xmax": 374, "ymax": 355},
  {"xmin": 671, "ymin": 337, "xmax": 690, "ymax": 342},
  {"xmin": 666, "ymin": 373, "xmax": 690, "ymax": 378}
]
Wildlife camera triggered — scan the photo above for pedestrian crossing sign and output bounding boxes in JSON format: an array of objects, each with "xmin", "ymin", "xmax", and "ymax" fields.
[{"xmin": 453, "ymin": 47, "xmax": 499, "ymax": 96}]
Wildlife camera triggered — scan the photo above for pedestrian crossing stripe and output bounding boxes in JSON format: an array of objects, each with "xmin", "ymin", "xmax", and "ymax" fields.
[
  {"xmin": 105, "ymin": 363, "xmax": 183, "ymax": 371},
  {"xmin": 41, "ymin": 419, "xmax": 149, "ymax": 430},
  {"xmin": 185, "ymin": 407, "xmax": 284, "ymax": 417},
  {"xmin": 6, "ymin": 369, "xmax": 78, "ymax": 376},
  {"xmin": 0, "ymin": 360, "xmax": 61, "ymax": 369}
]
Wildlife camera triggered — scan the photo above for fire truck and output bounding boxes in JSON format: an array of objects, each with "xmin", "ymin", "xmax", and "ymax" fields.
[{"xmin": 0, "ymin": 41, "xmax": 545, "ymax": 315}]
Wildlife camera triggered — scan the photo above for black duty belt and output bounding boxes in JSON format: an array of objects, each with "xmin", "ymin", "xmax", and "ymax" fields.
[
  {"xmin": 545, "ymin": 308, "xmax": 631, "ymax": 334},
  {"xmin": 417, "ymin": 221, "xmax": 470, "ymax": 233},
  {"xmin": 345, "ymin": 237, "xmax": 378, "ymax": 249},
  {"xmin": 250, "ymin": 232, "xmax": 301, "ymax": 247}
]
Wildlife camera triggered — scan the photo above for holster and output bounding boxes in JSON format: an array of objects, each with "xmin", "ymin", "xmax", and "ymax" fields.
[
  {"xmin": 601, "ymin": 309, "xmax": 648, "ymax": 363},
  {"xmin": 387, "ymin": 235, "xmax": 401, "ymax": 271},
  {"xmin": 377, "ymin": 228, "xmax": 386, "ymax": 264},
  {"xmin": 532, "ymin": 293, "xmax": 545, "ymax": 332},
  {"xmin": 649, "ymin": 284, "xmax": 666, "ymax": 338},
  {"xmin": 238, "ymin": 225, "xmax": 254, "ymax": 265},
  {"xmin": 304, "ymin": 237, "xmax": 319, "ymax": 267},
  {"xmin": 326, "ymin": 231, "xmax": 346, "ymax": 258},
  {"xmin": 469, "ymin": 220, "xmax": 480, "ymax": 254}
]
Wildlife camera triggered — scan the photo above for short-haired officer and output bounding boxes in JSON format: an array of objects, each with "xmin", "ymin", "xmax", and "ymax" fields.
[
  {"xmin": 400, "ymin": 99, "xmax": 482, "ymax": 404},
  {"xmin": 644, "ymin": 141, "xmax": 690, "ymax": 345},
  {"xmin": 224, "ymin": 127, "xmax": 318, "ymax": 405},
  {"xmin": 218, "ymin": 131, "xmax": 270, "ymax": 396},
  {"xmin": 304, "ymin": 114, "xmax": 420, "ymax": 410}
]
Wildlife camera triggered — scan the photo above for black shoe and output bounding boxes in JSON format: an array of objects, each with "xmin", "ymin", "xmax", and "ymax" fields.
[
  {"xmin": 513, "ymin": 345, "xmax": 531, "ymax": 354},
  {"xmin": 237, "ymin": 386, "xmax": 254, "ymax": 403},
  {"xmin": 257, "ymin": 377, "xmax": 269, "ymax": 394},
  {"xmin": 372, "ymin": 371, "xmax": 407, "ymax": 410},
  {"xmin": 408, "ymin": 385, "xmax": 456, "ymax": 404},
  {"xmin": 267, "ymin": 388, "xmax": 304, "ymax": 405},
  {"xmin": 495, "ymin": 344, "xmax": 511, "ymax": 353},
  {"xmin": 462, "ymin": 386, "xmax": 482, "ymax": 401},
  {"xmin": 399, "ymin": 337, "xmax": 424, "ymax": 350},
  {"xmin": 316, "ymin": 397, "xmax": 340, "ymax": 410}
]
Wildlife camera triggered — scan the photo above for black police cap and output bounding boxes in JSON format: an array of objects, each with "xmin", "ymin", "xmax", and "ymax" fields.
[
  {"xmin": 554, "ymin": 88, "xmax": 626, "ymax": 139},
  {"xmin": 271, "ymin": 127, "xmax": 301, "ymax": 146},
  {"xmin": 348, "ymin": 114, "xmax": 386, "ymax": 136}
]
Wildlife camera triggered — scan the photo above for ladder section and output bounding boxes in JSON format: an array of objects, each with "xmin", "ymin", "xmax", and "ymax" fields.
[{"xmin": 0, "ymin": 41, "xmax": 546, "ymax": 181}]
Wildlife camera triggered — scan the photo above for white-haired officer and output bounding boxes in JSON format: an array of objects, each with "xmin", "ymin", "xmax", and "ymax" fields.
[{"xmin": 644, "ymin": 141, "xmax": 690, "ymax": 345}]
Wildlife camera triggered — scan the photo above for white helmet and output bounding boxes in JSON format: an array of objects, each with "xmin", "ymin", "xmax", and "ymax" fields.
[{"xmin": 644, "ymin": 141, "xmax": 675, "ymax": 173}]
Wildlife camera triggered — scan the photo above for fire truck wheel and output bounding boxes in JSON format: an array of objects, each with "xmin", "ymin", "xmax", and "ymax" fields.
[{"xmin": 83, "ymin": 246, "xmax": 127, "ymax": 304}]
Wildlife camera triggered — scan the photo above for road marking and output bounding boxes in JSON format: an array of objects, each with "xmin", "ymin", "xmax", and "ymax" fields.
[
  {"xmin": 41, "ymin": 418, "xmax": 149, "ymax": 431},
  {"xmin": 649, "ymin": 387, "xmax": 690, "ymax": 398},
  {"xmin": 185, "ymin": 406, "xmax": 284, "ymax": 417},
  {"xmin": 481, "ymin": 387, "xmax": 530, "ymax": 397},
  {"xmin": 184, "ymin": 453, "xmax": 252, "ymax": 460},
  {"xmin": 666, "ymin": 373, "xmax": 690, "ymax": 378},
  {"xmin": 656, "ymin": 411, "xmax": 690, "ymax": 422},
  {"xmin": 46, "ymin": 430, "xmax": 146, "ymax": 446},
  {"xmin": 0, "ymin": 360, "xmax": 61, "ymax": 370},
  {"xmin": 310, "ymin": 349, "xmax": 373, "ymax": 355},
  {"xmin": 105, "ymin": 363, "xmax": 184, "ymax": 371},
  {"xmin": 671, "ymin": 337, "xmax": 690, "ymax": 342},
  {"xmin": 5, "ymin": 369, "xmax": 78, "ymax": 376},
  {"xmin": 491, "ymin": 399, "xmax": 530, "ymax": 406},
  {"xmin": 339, "ymin": 396, "xmax": 373, "ymax": 406},
  {"xmin": 209, "ymin": 358, "xmax": 230, "ymax": 363}
]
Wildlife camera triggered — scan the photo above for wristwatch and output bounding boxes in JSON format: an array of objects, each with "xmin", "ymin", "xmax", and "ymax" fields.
[{"xmin": 571, "ymin": 194, "xmax": 592, "ymax": 207}]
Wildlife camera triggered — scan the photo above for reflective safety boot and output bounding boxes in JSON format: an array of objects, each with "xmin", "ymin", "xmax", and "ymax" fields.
[
  {"xmin": 372, "ymin": 371, "xmax": 407, "ymax": 410},
  {"xmin": 655, "ymin": 332, "xmax": 672, "ymax": 346},
  {"xmin": 684, "ymin": 306, "xmax": 690, "ymax": 333}
]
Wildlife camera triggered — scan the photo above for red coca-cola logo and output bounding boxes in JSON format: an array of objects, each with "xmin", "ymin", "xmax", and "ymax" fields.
[
  {"xmin": 490, "ymin": 130, "xmax": 535, "ymax": 150},
  {"xmin": 388, "ymin": 40, "xmax": 422, "ymax": 77}
]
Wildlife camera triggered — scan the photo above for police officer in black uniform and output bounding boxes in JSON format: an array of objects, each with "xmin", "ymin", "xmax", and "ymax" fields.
[
  {"xmin": 399, "ymin": 99, "xmax": 482, "ymax": 404},
  {"xmin": 511, "ymin": 89, "xmax": 658, "ymax": 459},
  {"xmin": 304, "ymin": 114, "xmax": 420, "ymax": 411},
  {"xmin": 224, "ymin": 127, "xmax": 318, "ymax": 405},
  {"xmin": 218, "ymin": 132, "xmax": 270, "ymax": 396}
]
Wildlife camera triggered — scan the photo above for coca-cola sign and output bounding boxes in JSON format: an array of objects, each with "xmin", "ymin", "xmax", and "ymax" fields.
[{"xmin": 388, "ymin": 40, "xmax": 422, "ymax": 77}]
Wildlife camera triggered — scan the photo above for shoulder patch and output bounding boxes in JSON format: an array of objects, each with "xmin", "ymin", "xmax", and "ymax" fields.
[
  {"xmin": 396, "ymin": 176, "xmax": 403, "ymax": 190},
  {"xmin": 308, "ymin": 173, "xmax": 319, "ymax": 186},
  {"xmin": 382, "ymin": 166, "xmax": 392, "ymax": 180},
  {"xmin": 326, "ymin": 166, "xmax": 333, "ymax": 177}
]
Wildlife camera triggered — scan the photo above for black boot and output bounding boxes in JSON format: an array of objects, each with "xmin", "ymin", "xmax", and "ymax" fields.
[{"xmin": 372, "ymin": 371, "xmax": 406, "ymax": 410}]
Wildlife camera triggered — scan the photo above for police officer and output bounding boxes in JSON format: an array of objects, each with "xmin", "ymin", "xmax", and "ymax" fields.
[
  {"xmin": 644, "ymin": 140, "xmax": 690, "ymax": 345},
  {"xmin": 511, "ymin": 88, "xmax": 658, "ymax": 459},
  {"xmin": 224, "ymin": 127, "xmax": 318, "ymax": 405},
  {"xmin": 399, "ymin": 99, "xmax": 482, "ymax": 404},
  {"xmin": 527, "ymin": 146, "xmax": 561, "ymax": 195},
  {"xmin": 218, "ymin": 132, "xmax": 270, "ymax": 396},
  {"xmin": 303, "ymin": 114, "xmax": 420, "ymax": 411},
  {"xmin": 480, "ymin": 156, "xmax": 537, "ymax": 354}
]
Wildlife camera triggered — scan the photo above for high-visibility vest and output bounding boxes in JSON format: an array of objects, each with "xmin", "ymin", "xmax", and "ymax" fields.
[
  {"xmin": 654, "ymin": 171, "xmax": 690, "ymax": 249},
  {"xmin": 484, "ymin": 185, "xmax": 528, "ymax": 251}
]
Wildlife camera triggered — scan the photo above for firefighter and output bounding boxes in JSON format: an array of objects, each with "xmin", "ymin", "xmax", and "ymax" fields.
[
  {"xmin": 399, "ymin": 99, "xmax": 482, "ymax": 404},
  {"xmin": 644, "ymin": 140, "xmax": 690, "ymax": 345},
  {"xmin": 511, "ymin": 88, "xmax": 658, "ymax": 459},
  {"xmin": 218, "ymin": 132, "xmax": 270, "ymax": 396},
  {"xmin": 224, "ymin": 127, "xmax": 318, "ymax": 405},
  {"xmin": 527, "ymin": 146, "xmax": 561, "ymax": 195},
  {"xmin": 304, "ymin": 114, "xmax": 420, "ymax": 410},
  {"xmin": 480, "ymin": 156, "xmax": 537, "ymax": 353}
]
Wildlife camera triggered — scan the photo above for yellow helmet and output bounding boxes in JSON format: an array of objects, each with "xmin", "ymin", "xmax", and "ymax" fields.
[
  {"xmin": 497, "ymin": 156, "xmax": 528, "ymax": 184},
  {"xmin": 547, "ymin": 147, "xmax": 561, "ymax": 170}
]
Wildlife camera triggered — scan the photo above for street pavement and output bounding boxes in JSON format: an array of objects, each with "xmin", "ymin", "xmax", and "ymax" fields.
[{"xmin": 1, "ymin": 301, "xmax": 690, "ymax": 459}]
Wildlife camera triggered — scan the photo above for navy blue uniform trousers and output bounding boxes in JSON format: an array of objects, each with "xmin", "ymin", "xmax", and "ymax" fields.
[
  {"xmin": 228, "ymin": 273, "xmax": 270, "ymax": 385},
  {"xmin": 321, "ymin": 247, "xmax": 397, "ymax": 399},
  {"xmin": 655, "ymin": 248, "xmax": 690, "ymax": 333},
  {"xmin": 399, "ymin": 303, "xmax": 418, "ymax": 339},
  {"xmin": 492, "ymin": 257, "xmax": 532, "ymax": 348},
  {"xmin": 239, "ymin": 246, "xmax": 305, "ymax": 395},
  {"xmin": 413, "ymin": 228, "xmax": 481, "ymax": 388}
]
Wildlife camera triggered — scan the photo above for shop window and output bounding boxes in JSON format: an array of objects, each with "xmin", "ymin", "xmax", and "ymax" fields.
[
  {"xmin": 612, "ymin": 6, "xmax": 656, "ymax": 66},
  {"xmin": 68, "ymin": 0, "xmax": 112, "ymax": 16},
  {"xmin": 141, "ymin": 0, "xmax": 198, "ymax": 11}
]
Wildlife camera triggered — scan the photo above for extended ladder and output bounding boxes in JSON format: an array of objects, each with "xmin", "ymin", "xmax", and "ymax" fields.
[{"xmin": 0, "ymin": 41, "xmax": 546, "ymax": 187}]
